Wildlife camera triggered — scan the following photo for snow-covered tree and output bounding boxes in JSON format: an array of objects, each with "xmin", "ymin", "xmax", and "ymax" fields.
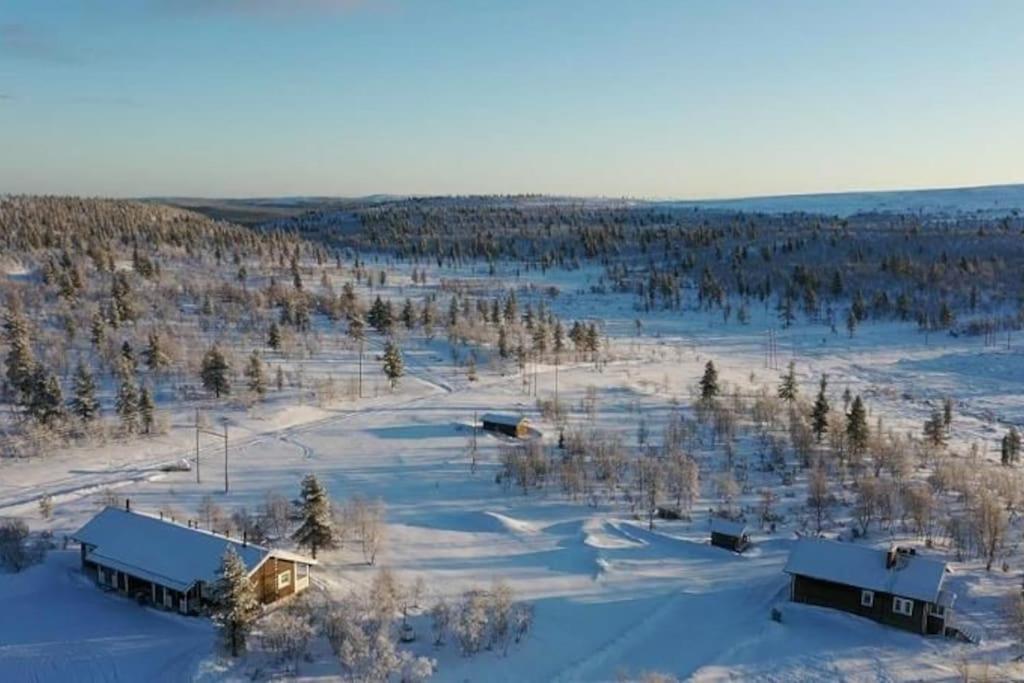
[
  {"xmin": 211, "ymin": 546, "xmax": 262, "ymax": 657},
  {"xmin": 138, "ymin": 384, "xmax": 155, "ymax": 434},
  {"xmin": 201, "ymin": 344, "xmax": 231, "ymax": 398},
  {"xmin": 810, "ymin": 374, "xmax": 830, "ymax": 442},
  {"xmin": 699, "ymin": 360, "xmax": 719, "ymax": 403},
  {"xmin": 777, "ymin": 360, "xmax": 798, "ymax": 403},
  {"xmin": 115, "ymin": 374, "xmax": 139, "ymax": 434},
  {"xmin": 381, "ymin": 340, "xmax": 404, "ymax": 391},
  {"xmin": 292, "ymin": 473, "xmax": 336, "ymax": 559},
  {"xmin": 70, "ymin": 361, "xmax": 100, "ymax": 422},
  {"xmin": 244, "ymin": 350, "xmax": 266, "ymax": 399}
]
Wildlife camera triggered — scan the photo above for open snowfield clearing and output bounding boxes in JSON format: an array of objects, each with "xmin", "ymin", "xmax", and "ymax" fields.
[{"xmin": 2, "ymin": 265, "xmax": 1024, "ymax": 681}]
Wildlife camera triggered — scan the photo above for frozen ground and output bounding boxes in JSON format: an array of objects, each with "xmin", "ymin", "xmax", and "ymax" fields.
[{"xmin": 2, "ymin": 262, "xmax": 1024, "ymax": 682}]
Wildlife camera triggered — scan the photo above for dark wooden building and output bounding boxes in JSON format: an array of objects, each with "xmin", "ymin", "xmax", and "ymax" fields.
[
  {"xmin": 481, "ymin": 413, "xmax": 531, "ymax": 439},
  {"xmin": 710, "ymin": 518, "xmax": 750, "ymax": 552},
  {"xmin": 72, "ymin": 504, "xmax": 316, "ymax": 615},
  {"xmin": 784, "ymin": 538, "xmax": 954, "ymax": 635}
]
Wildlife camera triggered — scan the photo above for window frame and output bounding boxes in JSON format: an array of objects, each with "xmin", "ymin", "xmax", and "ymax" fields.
[
  {"xmin": 892, "ymin": 597, "xmax": 914, "ymax": 616},
  {"xmin": 860, "ymin": 589, "xmax": 874, "ymax": 607},
  {"xmin": 277, "ymin": 570, "xmax": 292, "ymax": 589}
]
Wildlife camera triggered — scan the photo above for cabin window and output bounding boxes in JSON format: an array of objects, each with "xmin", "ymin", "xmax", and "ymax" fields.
[
  {"xmin": 893, "ymin": 597, "xmax": 914, "ymax": 616},
  {"xmin": 860, "ymin": 590, "xmax": 874, "ymax": 607},
  {"xmin": 929, "ymin": 603, "xmax": 944, "ymax": 617},
  {"xmin": 277, "ymin": 570, "xmax": 291, "ymax": 589}
]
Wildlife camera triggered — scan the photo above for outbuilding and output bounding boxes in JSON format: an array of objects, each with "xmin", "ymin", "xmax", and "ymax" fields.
[
  {"xmin": 710, "ymin": 517, "xmax": 750, "ymax": 552},
  {"xmin": 72, "ymin": 503, "xmax": 316, "ymax": 615},
  {"xmin": 480, "ymin": 413, "xmax": 531, "ymax": 439},
  {"xmin": 784, "ymin": 538, "xmax": 954, "ymax": 635}
]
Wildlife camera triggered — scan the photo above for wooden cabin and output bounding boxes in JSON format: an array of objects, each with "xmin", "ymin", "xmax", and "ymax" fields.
[
  {"xmin": 72, "ymin": 503, "xmax": 316, "ymax": 616},
  {"xmin": 710, "ymin": 518, "xmax": 750, "ymax": 552},
  {"xmin": 784, "ymin": 539, "xmax": 954, "ymax": 635},
  {"xmin": 480, "ymin": 413, "xmax": 531, "ymax": 439}
]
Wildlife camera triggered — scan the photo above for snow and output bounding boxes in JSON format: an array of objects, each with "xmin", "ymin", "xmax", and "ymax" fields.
[
  {"xmin": 784, "ymin": 539, "xmax": 948, "ymax": 603},
  {"xmin": 4, "ymin": 255, "xmax": 1024, "ymax": 680}
]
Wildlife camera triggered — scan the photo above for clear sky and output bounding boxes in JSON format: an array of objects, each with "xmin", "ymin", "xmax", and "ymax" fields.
[{"xmin": 1, "ymin": 0, "xmax": 1022, "ymax": 199}]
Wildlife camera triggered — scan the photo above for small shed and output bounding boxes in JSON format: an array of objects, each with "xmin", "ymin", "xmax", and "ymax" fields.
[
  {"xmin": 710, "ymin": 518, "xmax": 750, "ymax": 552},
  {"xmin": 480, "ymin": 413, "xmax": 530, "ymax": 439}
]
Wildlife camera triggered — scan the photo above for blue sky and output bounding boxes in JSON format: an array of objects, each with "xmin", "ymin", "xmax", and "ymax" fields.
[{"xmin": 1, "ymin": 0, "xmax": 1022, "ymax": 198}]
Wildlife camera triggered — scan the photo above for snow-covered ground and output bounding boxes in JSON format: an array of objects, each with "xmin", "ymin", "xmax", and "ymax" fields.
[{"xmin": 3, "ymin": 261, "xmax": 1024, "ymax": 682}]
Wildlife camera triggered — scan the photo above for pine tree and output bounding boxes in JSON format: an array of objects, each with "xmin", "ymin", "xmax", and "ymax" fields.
[
  {"xmin": 201, "ymin": 345, "xmax": 231, "ymax": 398},
  {"xmin": 923, "ymin": 410, "xmax": 947, "ymax": 447},
  {"xmin": 382, "ymin": 340, "xmax": 404, "ymax": 390},
  {"xmin": 497, "ymin": 325, "xmax": 509, "ymax": 359},
  {"xmin": 142, "ymin": 332, "xmax": 170, "ymax": 373},
  {"xmin": 3, "ymin": 303, "xmax": 35, "ymax": 406},
  {"xmin": 846, "ymin": 395, "xmax": 869, "ymax": 457},
  {"xmin": 401, "ymin": 298, "xmax": 416, "ymax": 330},
  {"xmin": 211, "ymin": 546, "xmax": 262, "ymax": 657},
  {"xmin": 1002, "ymin": 427, "xmax": 1021, "ymax": 466},
  {"xmin": 942, "ymin": 397, "xmax": 954, "ymax": 434},
  {"xmin": 27, "ymin": 366, "xmax": 65, "ymax": 425},
  {"xmin": 291, "ymin": 473, "xmax": 336, "ymax": 559},
  {"xmin": 699, "ymin": 360, "xmax": 719, "ymax": 403},
  {"xmin": 71, "ymin": 361, "xmax": 100, "ymax": 422},
  {"xmin": 120, "ymin": 340, "xmax": 136, "ymax": 373},
  {"xmin": 111, "ymin": 271, "xmax": 135, "ymax": 323},
  {"xmin": 90, "ymin": 311, "xmax": 106, "ymax": 349},
  {"xmin": 777, "ymin": 360, "xmax": 798, "ymax": 403},
  {"xmin": 811, "ymin": 374, "xmax": 830, "ymax": 442},
  {"xmin": 244, "ymin": 350, "xmax": 266, "ymax": 398},
  {"xmin": 138, "ymin": 384, "xmax": 155, "ymax": 434},
  {"xmin": 267, "ymin": 321, "xmax": 282, "ymax": 351},
  {"xmin": 115, "ymin": 375, "xmax": 139, "ymax": 433}
]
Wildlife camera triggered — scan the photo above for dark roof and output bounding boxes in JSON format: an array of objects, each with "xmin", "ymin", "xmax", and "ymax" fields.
[{"xmin": 480, "ymin": 413, "xmax": 527, "ymax": 427}]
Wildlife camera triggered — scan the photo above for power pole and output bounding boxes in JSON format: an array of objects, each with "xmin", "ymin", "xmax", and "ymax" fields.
[
  {"xmin": 195, "ymin": 408, "xmax": 201, "ymax": 484},
  {"xmin": 223, "ymin": 421, "xmax": 229, "ymax": 494}
]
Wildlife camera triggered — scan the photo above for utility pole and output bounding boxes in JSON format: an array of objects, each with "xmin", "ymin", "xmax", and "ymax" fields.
[
  {"xmin": 195, "ymin": 410, "xmax": 229, "ymax": 494},
  {"xmin": 195, "ymin": 408, "xmax": 201, "ymax": 484},
  {"xmin": 223, "ymin": 421, "xmax": 229, "ymax": 494}
]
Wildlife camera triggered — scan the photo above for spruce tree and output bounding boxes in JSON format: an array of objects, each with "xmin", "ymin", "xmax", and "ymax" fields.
[
  {"xmin": 90, "ymin": 311, "xmax": 106, "ymax": 349},
  {"xmin": 382, "ymin": 340, "xmax": 404, "ymax": 390},
  {"xmin": 211, "ymin": 546, "xmax": 261, "ymax": 657},
  {"xmin": 292, "ymin": 473, "xmax": 336, "ymax": 559},
  {"xmin": 27, "ymin": 366, "xmax": 65, "ymax": 425},
  {"xmin": 244, "ymin": 350, "xmax": 266, "ymax": 398},
  {"xmin": 142, "ymin": 332, "xmax": 170, "ymax": 373},
  {"xmin": 811, "ymin": 374, "xmax": 830, "ymax": 442},
  {"xmin": 699, "ymin": 360, "xmax": 719, "ymax": 403},
  {"xmin": 120, "ymin": 340, "xmax": 136, "ymax": 373},
  {"xmin": 116, "ymin": 375, "xmax": 139, "ymax": 433},
  {"xmin": 778, "ymin": 360, "xmax": 798, "ymax": 403},
  {"xmin": 267, "ymin": 321, "xmax": 282, "ymax": 351},
  {"xmin": 138, "ymin": 384, "xmax": 155, "ymax": 435},
  {"xmin": 401, "ymin": 298, "xmax": 416, "ymax": 330},
  {"xmin": 3, "ymin": 304, "xmax": 35, "ymax": 406},
  {"xmin": 923, "ymin": 410, "xmax": 947, "ymax": 447},
  {"xmin": 201, "ymin": 345, "xmax": 231, "ymax": 398},
  {"xmin": 71, "ymin": 361, "xmax": 100, "ymax": 422},
  {"xmin": 846, "ymin": 395, "xmax": 869, "ymax": 457}
]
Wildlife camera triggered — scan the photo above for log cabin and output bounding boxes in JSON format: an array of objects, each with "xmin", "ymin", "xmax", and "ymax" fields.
[
  {"xmin": 784, "ymin": 538, "xmax": 954, "ymax": 635},
  {"xmin": 72, "ymin": 502, "xmax": 316, "ymax": 616}
]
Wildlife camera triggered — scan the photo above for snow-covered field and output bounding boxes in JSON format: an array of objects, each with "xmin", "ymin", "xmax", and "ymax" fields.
[{"xmin": 3, "ymin": 261, "xmax": 1024, "ymax": 682}]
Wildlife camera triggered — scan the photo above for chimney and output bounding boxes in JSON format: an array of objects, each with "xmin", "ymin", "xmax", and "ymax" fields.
[
  {"xmin": 159, "ymin": 511, "xmax": 164, "ymax": 520},
  {"xmin": 243, "ymin": 531, "xmax": 248, "ymax": 547},
  {"xmin": 125, "ymin": 499, "xmax": 131, "ymax": 512},
  {"xmin": 886, "ymin": 546, "xmax": 897, "ymax": 569}
]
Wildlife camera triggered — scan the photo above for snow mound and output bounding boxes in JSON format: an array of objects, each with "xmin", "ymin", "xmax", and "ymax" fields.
[
  {"xmin": 483, "ymin": 511, "xmax": 539, "ymax": 535},
  {"xmin": 583, "ymin": 519, "xmax": 647, "ymax": 550}
]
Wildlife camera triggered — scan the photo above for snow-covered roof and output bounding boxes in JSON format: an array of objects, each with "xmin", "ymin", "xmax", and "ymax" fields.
[
  {"xmin": 710, "ymin": 518, "xmax": 748, "ymax": 537},
  {"xmin": 480, "ymin": 413, "xmax": 528, "ymax": 427},
  {"xmin": 784, "ymin": 539, "xmax": 948, "ymax": 603},
  {"xmin": 73, "ymin": 507, "xmax": 314, "ymax": 592}
]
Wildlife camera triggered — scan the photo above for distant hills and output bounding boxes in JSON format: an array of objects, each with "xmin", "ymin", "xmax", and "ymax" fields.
[
  {"xmin": 155, "ymin": 183, "xmax": 1024, "ymax": 223},
  {"xmin": 657, "ymin": 183, "xmax": 1024, "ymax": 217}
]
